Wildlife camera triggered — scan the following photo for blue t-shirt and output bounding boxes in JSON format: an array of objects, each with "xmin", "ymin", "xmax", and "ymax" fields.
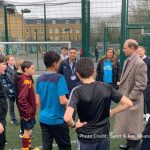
[
  {"xmin": 36, "ymin": 72, "xmax": 69, "ymax": 125},
  {"xmin": 103, "ymin": 59, "xmax": 113, "ymax": 84}
]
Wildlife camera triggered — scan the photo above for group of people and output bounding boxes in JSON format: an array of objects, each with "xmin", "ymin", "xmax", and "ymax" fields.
[
  {"xmin": 0, "ymin": 55, "xmax": 36, "ymax": 150},
  {"xmin": 0, "ymin": 39, "xmax": 150, "ymax": 150}
]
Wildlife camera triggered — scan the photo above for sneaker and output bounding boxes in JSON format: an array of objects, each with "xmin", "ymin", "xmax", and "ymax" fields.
[
  {"xmin": 11, "ymin": 119, "xmax": 19, "ymax": 125},
  {"xmin": 5, "ymin": 140, "xmax": 8, "ymax": 145},
  {"xmin": 19, "ymin": 133, "xmax": 23, "ymax": 138}
]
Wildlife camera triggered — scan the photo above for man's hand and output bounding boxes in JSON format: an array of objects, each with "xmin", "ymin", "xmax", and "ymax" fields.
[
  {"xmin": 0, "ymin": 123, "xmax": 4, "ymax": 134},
  {"xmin": 76, "ymin": 119, "xmax": 87, "ymax": 129}
]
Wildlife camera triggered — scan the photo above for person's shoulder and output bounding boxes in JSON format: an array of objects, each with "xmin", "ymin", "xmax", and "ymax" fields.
[
  {"xmin": 37, "ymin": 73, "xmax": 62, "ymax": 83},
  {"xmin": 137, "ymin": 56, "xmax": 146, "ymax": 64},
  {"xmin": 71, "ymin": 84, "xmax": 83, "ymax": 93},
  {"xmin": 59, "ymin": 58, "xmax": 69, "ymax": 67},
  {"xmin": 37, "ymin": 74, "xmax": 43, "ymax": 82},
  {"xmin": 18, "ymin": 74, "xmax": 30, "ymax": 85},
  {"xmin": 62, "ymin": 57, "xmax": 69, "ymax": 63},
  {"xmin": 146, "ymin": 56, "xmax": 150, "ymax": 61},
  {"xmin": 14, "ymin": 72, "xmax": 22, "ymax": 79},
  {"xmin": 100, "ymin": 82, "xmax": 111, "ymax": 87}
]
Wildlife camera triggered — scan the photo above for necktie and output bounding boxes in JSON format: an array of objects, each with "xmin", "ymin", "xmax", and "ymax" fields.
[{"xmin": 123, "ymin": 59, "xmax": 131, "ymax": 73}]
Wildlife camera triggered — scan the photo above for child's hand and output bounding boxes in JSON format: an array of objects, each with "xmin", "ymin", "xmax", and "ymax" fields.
[
  {"xmin": 0, "ymin": 123, "xmax": 4, "ymax": 134},
  {"xmin": 76, "ymin": 119, "xmax": 87, "ymax": 129}
]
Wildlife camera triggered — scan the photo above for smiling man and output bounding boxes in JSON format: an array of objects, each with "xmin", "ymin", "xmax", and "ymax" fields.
[{"xmin": 58, "ymin": 47, "xmax": 80, "ymax": 95}]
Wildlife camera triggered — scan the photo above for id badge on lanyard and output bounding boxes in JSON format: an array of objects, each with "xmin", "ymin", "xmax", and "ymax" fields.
[{"xmin": 70, "ymin": 63, "xmax": 76, "ymax": 81}]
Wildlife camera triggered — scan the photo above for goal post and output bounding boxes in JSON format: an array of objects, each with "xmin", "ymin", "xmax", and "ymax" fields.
[
  {"xmin": 0, "ymin": 41, "xmax": 71, "ymax": 54},
  {"xmin": 0, "ymin": 41, "xmax": 71, "ymax": 71}
]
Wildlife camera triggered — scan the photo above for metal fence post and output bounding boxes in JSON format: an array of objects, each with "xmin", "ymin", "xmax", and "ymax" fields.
[
  {"xmin": 35, "ymin": 29, "xmax": 39, "ymax": 70},
  {"xmin": 4, "ymin": 6, "xmax": 9, "ymax": 55},
  {"xmin": 104, "ymin": 26, "xmax": 108, "ymax": 55},
  {"xmin": 82, "ymin": 0, "xmax": 90, "ymax": 57},
  {"xmin": 44, "ymin": 3, "xmax": 47, "ymax": 51},
  {"xmin": 120, "ymin": 0, "xmax": 127, "ymax": 66}
]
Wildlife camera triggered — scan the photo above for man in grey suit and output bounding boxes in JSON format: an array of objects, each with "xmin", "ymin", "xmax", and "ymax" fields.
[{"xmin": 113, "ymin": 39, "xmax": 147, "ymax": 150}]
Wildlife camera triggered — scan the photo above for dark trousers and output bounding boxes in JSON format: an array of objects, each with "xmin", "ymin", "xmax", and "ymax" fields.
[
  {"xmin": 77, "ymin": 138, "xmax": 110, "ymax": 150},
  {"xmin": 20, "ymin": 120, "xmax": 24, "ymax": 134},
  {"xmin": 40, "ymin": 122, "xmax": 71, "ymax": 150},
  {"xmin": 140, "ymin": 118, "xmax": 150, "ymax": 150},
  {"xmin": 145, "ymin": 100, "xmax": 150, "ymax": 114},
  {"xmin": 0, "ymin": 129, "xmax": 6, "ymax": 150},
  {"xmin": 8, "ymin": 98, "xmax": 16, "ymax": 121},
  {"xmin": 126, "ymin": 139, "xmax": 141, "ymax": 150}
]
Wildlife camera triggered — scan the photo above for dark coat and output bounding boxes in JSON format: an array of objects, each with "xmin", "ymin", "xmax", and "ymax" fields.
[
  {"xmin": 14, "ymin": 72, "xmax": 22, "ymax": 105},
  {"xmin": 96, "ymin": 59, "xmax": 122, "ymax": 89},
  {"xmin": 0, "ymin": 79, "xmax": 8, "ymax": 142},
  {"xmin": 143, "ymin": 56, "xmax": 150, "ymax": 101},
  {"xmin": 58, "ymin": 58, "xmax": 80, "ymax": 93},
  {"xmin": 0, "ymin": 65, "xmax": 16, "ymax": 99}
]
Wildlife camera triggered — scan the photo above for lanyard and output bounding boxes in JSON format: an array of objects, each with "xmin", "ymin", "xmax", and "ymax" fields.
[{"xmin": 69, "ymin": 59, "xmax": 76, "ymax": 75}]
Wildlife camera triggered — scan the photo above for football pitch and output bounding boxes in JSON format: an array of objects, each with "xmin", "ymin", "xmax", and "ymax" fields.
[{"xmin": 4, "ymin": 105, "xmax": 125, "ymax": 150}]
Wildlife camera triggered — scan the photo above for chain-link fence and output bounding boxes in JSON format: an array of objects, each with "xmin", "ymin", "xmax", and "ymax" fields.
[
  {"xmin": 90, "ymin": 0, "xmax": 122, "ymax": 58},
  {"xmin": 1, "ymin": 0, "xmax": 150, "ymax": 64},
  {"xmin": 0, "ymin": 1, "xmax": 82, "ymax": 51},
  {"xmin": 127, "ymin": 0, "xmax": 150, "ymax": 56}
]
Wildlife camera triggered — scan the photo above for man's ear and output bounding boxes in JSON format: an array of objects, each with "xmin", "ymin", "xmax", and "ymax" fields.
[{"xmin": 53, "ymin": 62, "xmax": 58, "ymax": 68}]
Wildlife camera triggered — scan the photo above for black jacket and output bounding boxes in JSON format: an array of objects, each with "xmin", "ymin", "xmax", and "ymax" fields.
[
  {"xmin": 96, "ymin": 59, "xmax": 122, "ymax": 89},
  {"xmin": 1, "ymin": 65, "xmax": 16, "ymax": 99},
  {"xmin": 14, "ymin": 72, "xmax": 22, "ymax": 105},
  {"xmin": 143, "ymin": 56, "xmax": 150, "ymax": 101},
  {"xmin": 0, "ymin": 79, "xmax": 8, "ymax": 141},
  {"xmin": 58, "ymin": 58, "xmax": 80, "ymax": 93}
]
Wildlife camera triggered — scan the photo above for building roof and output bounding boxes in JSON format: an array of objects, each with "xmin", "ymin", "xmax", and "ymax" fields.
[{"xmin": 25, "ymin": 17, "xmax": 81, "ymax": 24}]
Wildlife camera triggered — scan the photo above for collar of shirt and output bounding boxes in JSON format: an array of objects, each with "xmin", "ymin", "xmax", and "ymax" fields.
[
  {"xmin": 141, "ymin": 55, "xmax": 146, "ymax": 60},
  {"xmin": 69, "ymin": 59, "xmax": 76, "ymax": 64},
  {"xmin": 128, "ymin": 52, "xmax": 137, "ymax": 61},
  {"xmin": 45, "ymin": 71, "xmax": 56, "ymax": 74},
  {"xmin": 8, "ymin": 64, "xmax": 14, "ymax": 70}
]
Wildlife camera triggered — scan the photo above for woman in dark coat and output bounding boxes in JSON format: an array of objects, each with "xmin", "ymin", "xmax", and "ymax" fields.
[{"xmin": 96, "ymin": 48, "xmax": 122, "ymax": 89}]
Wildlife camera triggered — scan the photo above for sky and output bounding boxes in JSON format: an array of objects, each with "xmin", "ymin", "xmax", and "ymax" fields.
[{"xmin": 3, "ymin": 0, "xmax": 122, "ymax": 18}]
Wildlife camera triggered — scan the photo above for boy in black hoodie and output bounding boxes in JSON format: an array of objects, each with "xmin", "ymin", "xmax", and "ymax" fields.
[{"xmin": 0, "ymin": 54, "xmax": 7, "ymax": 150}]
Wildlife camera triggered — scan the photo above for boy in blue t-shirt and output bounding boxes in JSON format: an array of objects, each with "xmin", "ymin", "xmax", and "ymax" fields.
[{"xmin": 36, "ymin": 51, "xmax": 71, "ymax": 150}]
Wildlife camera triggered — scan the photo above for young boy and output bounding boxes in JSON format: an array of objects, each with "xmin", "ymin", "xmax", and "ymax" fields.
[
  {"xmin": 64, "ymin": 58, "xmax": 133, "ymax": 150},
  {"xmin": 0, "ymin": 54, "xmax": 7, "ymax": 150},
  {"xmin": 17, "ymin": 61, "xmax": 36, "ymax": 150},
  {"xmin": 1, "ymin": 55, "xmax": 18, "ymax": 125},
  {"xmin": 36, "ymin": 51, "xmax": 71, "ymax": 150},
  {"xmin": 60, "ymin": 46, "xmax": 68, "ymax": 60},
  {"xmin": 14, "ymin": 59, "xmax": 25, "ymax": 137}
]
